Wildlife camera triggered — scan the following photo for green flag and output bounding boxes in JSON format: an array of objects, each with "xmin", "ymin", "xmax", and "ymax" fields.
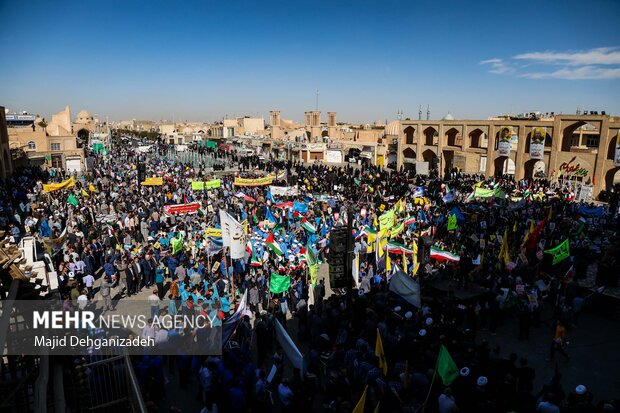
[
  {"xmin": 67, "ymin": 194, "xmax": 79, "ymax": 206},
  {"xmin": 379, "ymin": 209, "xmax": 395, "ymax": 230},
  {"xmin": 269, "ymin": 273, "xmax": 291, "ymax": 294},
  {"xmin": 544, "ymin": 239, "xmax": 570, "ymax": 265},
  {"xmin": 436, "ymin": 345, "xmax": 459, "ymax": 386},
  {"xmin": 447, "ymin": 213, "xmax": 457, "ymax": 231},
  {"xmin": 171, "ymin": 232, "xmax": 184, "ymax": 254}
]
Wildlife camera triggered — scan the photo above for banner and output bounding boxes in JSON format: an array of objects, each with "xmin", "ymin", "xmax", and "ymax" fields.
[
  {"xmin": 204, "ymin": 228, "xmax": 222, "ymax": 238},
  {"xmin": 530, "ymin": 127, "xmax": 546, "ymax": 160},
  {"xmin": 275, "ymin": 319, "xmax": 304, "ymax": 374},
  {"xmin": 191, "ymin": 179, "xmax": 221, "ymax": 190},
  {"xmin": 379, "ymin": 209, "xmax": 395, "ymax": 230},
  {"xmin": 141, "ymin": 177, "xmax": 163, "ymax": 186},
  {"xmin": 545, "ymin": 239, "xmax": 570, "ymax": 265},
  {"xmin": 219, "ymin": 209, "xmax": 246, "ymax": 259},
  {"xmin": 389, "ymin": 270, "xmax": 421, "ymax": 308},
  {"xmin": 234, "ymin": 175, "xmax": 274, "ymax": 186},
  {"xmin": 269, "ymin": 186, "xmax": 299, "ymax": 196},
  {"xmin": 163, "ymin": 202, "xmax": 200, "ymax": 215},
  {"xmin": 615, "ymin": 130, "xmax": 620, "ymax": 167},
  {"xmin": 43, "ymin": 177, "xmax": 75, "ymax": 193},
  {"xmin": 498, "ymin": 126, "xmax": 512, "ymax": 157}
]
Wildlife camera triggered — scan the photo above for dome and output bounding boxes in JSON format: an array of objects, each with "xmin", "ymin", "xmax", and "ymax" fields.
[
  {"xmin": 75, "ymin": 110, "xmax": 94, "ymax": 123},
  {"xmin": 384, "ymin": 120, "xmax": 400, "ymax": 136},
  {"xmin": 442, "ymin": 113, "xmax": 454, "ymax": 121}
]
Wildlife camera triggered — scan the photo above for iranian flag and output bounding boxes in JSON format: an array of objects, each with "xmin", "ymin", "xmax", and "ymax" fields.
[
  {"xmin": 430, "ymin": 247, "xmax": 460, "ymax": 262},
  {"xmin": 421, "ymin": 227, "xmax": 432, "ymax": 237},
  {"xmin": 250, "ymin": 252, "xmax": 262, "ymax": 267},
  {"xmin": 300, "ymin": 218, "xmax": 316, "ymax": 233},
  {"xmin": 404, "ymin": 216, "xmax": 416, "ymax": 226},
  {"xmin": 265, "ymin": 232, "xmax": 283, "ymax": 256},
  {"xmin": 246, "ymin": 240, "xmax": 254, "ymax": 256},
  {"xmin": 386, "ymin": 241, "xmax": 414, "ymax": 255}
]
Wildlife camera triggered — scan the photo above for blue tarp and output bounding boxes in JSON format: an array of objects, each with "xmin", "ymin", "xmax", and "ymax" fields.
[{"xmin": 578, "ymin": 205, "xmax": 605, "ymax": 217}]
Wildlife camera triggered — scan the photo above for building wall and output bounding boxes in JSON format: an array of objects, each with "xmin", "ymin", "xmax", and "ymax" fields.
[
  {"xmin": 397, "ymin": 115, "xmax": 620, "ymax": 196},
  {"xmin": 0, "ymin": 108, "xmax": 13, "ymax": 179}
]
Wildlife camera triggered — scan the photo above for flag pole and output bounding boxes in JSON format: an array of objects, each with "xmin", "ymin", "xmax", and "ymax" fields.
[{"xmin": 420, "ymin": 368, "xmax": 437, "ymax": 413}]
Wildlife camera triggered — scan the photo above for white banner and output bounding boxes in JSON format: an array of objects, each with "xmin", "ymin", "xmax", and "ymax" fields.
[
  {"xmin": 269, "ymin": 185, "xmax": 299, "ymax": 196},
  {"xmin": 498, "ymin": 126, "xmax": 512, "ymax": 157},
  {"xmin": 530, "ymin": 127, "xmax": 546, "ymax": 160},
  {"xmin": 219, "ymin": 209, "xmax": 246, "ymax": 259},
  {"xmin": 275, "ymin": 319, "xmax": 304, "ymax": 374}
]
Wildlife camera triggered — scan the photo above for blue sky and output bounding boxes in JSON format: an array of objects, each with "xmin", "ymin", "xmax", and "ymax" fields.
[{"xmin": 1, "ymin": 0, "xmax": 619, "ymax": 123}]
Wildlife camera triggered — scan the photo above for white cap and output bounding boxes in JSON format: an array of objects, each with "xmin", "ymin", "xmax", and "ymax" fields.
[
  {"xmin": 425, "ymin": 317, "xmax": 433, "ymax": 326},
  {"xmin": 477, "ymin": 376, "xmax": 488, "ymax": 387},
  {"xmin": 405, "ymin": 311, "xmax": 413, "ymax": 319},
  {"xmin": 575, "ymin": 385, "xmax": 587, "ymax": 395},
  {"xmin": 418, "ymin": 329, "xmax": 426, "ymax": 336},
  {"xmin": 68, "ymin": 272, "xmax": 75, "ymax": 278},
  {"xmin": 460, "ymin": 367, "xmax": 470, "ymax": 377},
  {"xmin": 394, "ymin": 306, "xmax": 402, "ymax": 312}
]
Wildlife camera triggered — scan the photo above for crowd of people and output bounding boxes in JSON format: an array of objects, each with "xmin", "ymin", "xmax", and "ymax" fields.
[{"xmin": 3, "ymin": 139, "xmax": 619, "ymax": 412}]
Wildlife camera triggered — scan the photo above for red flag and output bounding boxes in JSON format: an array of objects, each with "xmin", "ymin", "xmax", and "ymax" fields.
[
  {"xmin": 243, "ymin": 195, "xmax": 256, "ymax": 202},
  {"xmin": 525, "ymin": 216, "xmax": 547, "ymax": 250}
]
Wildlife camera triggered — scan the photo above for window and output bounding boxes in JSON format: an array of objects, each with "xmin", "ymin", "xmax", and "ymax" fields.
[
  {"xmin": 27, "ymin": 141, "xmax": 36, "ymax": 150},
  {"xmin": 586, "ymin": 136, "xmax": 600, "ymax": 148},
  {"xmin": 51, "ymin": 143, "xmax": 61, "ymax": 151}
]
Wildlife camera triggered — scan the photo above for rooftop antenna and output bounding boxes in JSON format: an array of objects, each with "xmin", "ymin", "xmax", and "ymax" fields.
[
  {"xmin": 397, "ymin": 110, "xmax": 403, "ymax": 121},
  {"xmin": 426, "ymin": 104, "xmax": 430, "ymax": 120},
  {"xmin": 418, "ymin": 105, "xmax": 422, "ymax": 120},
  {"xmin": 315, "ymin": 89, "xmax": 319, "ymax": 111}
]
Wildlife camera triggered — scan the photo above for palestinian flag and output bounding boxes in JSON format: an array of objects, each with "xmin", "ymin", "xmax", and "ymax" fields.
[
  {"xmin": 273, "ymin": 222, "xmax": 285, "ymax": 232},
  {"xmin": 265, "ymin": 232, "xmax": 283, "ymax": 256},
  {"xmin": 430, "ymin": 246, "xmax": 460, "ymax": 262},
  {"xmin": 386, "ymin": 241, "xmax": 414, "ymax": 255},
  {"xmin": 300, "ymin": 218, "xmax": 316, "ymax": 233}
]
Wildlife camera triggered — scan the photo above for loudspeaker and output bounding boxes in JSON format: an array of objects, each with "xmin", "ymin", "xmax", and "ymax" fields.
[{"xmin": 418, "ymin": 236, "xmax": 433, "ymax": 264}]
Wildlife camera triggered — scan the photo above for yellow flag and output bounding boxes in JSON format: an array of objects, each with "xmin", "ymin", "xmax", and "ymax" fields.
[
  {"xmin": 498, "ymin": 227, "xmax": 510, "ymax": 266},
  {"xmin": 375, "ymin": 328, "xmax": 388, "ymax": 376},
  {"xmin": 402, "ymin": 251, "xmax": 408, "ymax": 273},
  {"xmin": 386, "ymin": 252, "xmax": 391, "ymax": 272},
  {"xmin": 89, "ymin": 184, "xmax": 97, "ymax": 192},
  {"xmin": 81, "ymin": 189, "xmax": 90, "ymax": 198},
  {"xmin": 373, "ymin": 216, "xmax": 378, "ymax": 228},
  {"xmin": 412, "ymin": 240, "xmax": 419, "ymax": 275},
  {"xmin": 367, "ymin": 232, "xmax": 377, "ymax": 253},
  {"xmin": 352, "ymin": 385, "xmax": 368, "ymax": 413}
]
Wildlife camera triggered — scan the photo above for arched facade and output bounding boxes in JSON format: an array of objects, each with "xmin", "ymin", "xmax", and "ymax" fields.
[{"xmin": 395, "ymin": 114, "xmax": 620, "ymax": 197}]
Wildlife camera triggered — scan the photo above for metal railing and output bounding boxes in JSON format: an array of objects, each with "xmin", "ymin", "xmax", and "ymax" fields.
[{"xmin": 68, "ymin": 349, "xmax": 146, "ymax": 413}]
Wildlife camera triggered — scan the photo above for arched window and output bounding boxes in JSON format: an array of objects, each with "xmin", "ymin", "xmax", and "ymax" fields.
[{"xmin": 28, "ymin": 141, "xmax": 36, "ymax": 150}]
